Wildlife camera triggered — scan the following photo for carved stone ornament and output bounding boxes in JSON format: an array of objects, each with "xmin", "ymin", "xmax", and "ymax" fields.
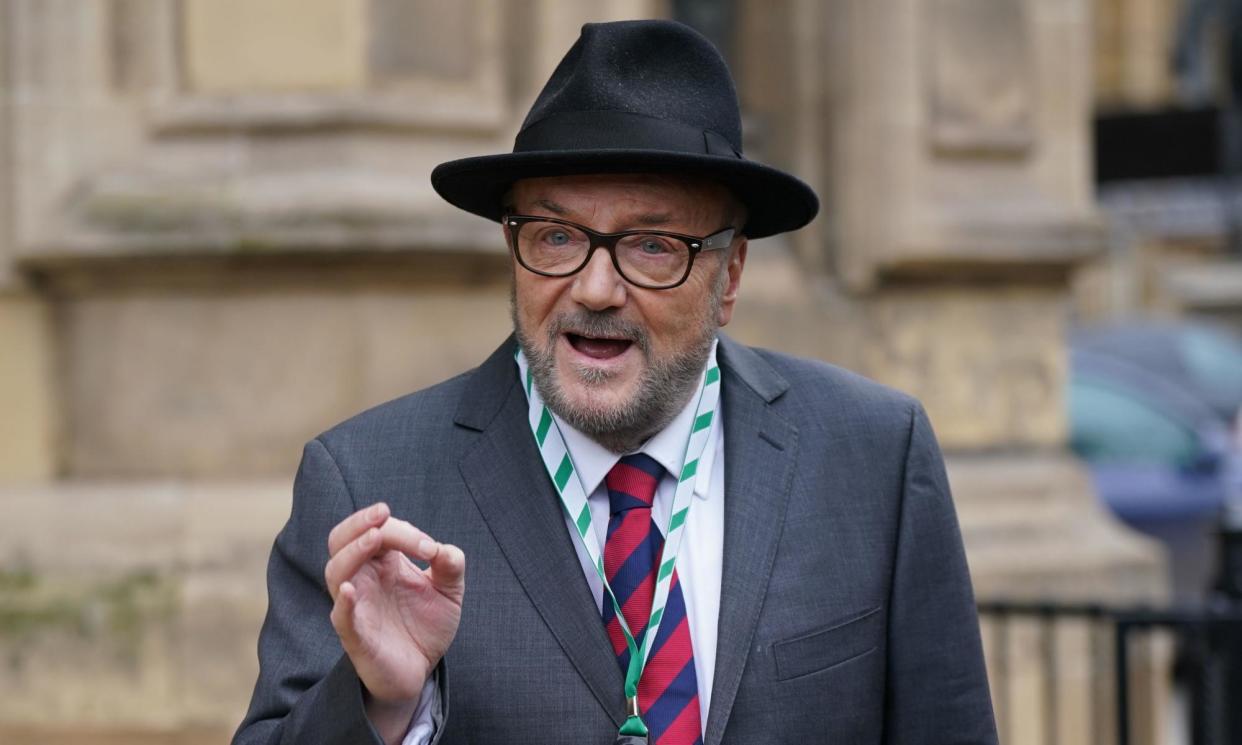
[{"xmin": 926, "ymin": 0, "xmax": 1036, "ymax": 156}]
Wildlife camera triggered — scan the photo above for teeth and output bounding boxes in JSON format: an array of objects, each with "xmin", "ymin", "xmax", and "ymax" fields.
[{"xmin": 568, "ymin": 333, "xmax": 627, "ymax": 342}]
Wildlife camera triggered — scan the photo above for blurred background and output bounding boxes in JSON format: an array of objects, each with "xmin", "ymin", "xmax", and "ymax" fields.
[{"xmin": 1, "ymin": 1, "xmax": 1241, "ymax": 743}]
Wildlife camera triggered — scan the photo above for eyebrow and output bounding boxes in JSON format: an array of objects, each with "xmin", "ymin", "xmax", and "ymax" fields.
[
  {"xmin": 534, "ymin": 199, "xmax": 569, "ymax": 216},
  {"xmin": 531, "ymin": 199, "xmax": 675, "ymax": 228},
  {"xmin": 633, "ymin": 212, "xmax": 675, "ymax": 227}
]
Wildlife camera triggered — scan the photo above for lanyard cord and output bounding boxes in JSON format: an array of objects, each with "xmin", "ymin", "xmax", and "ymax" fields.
[{"xmin": 515, "ymin": 341, "xmax": 721, "ymax": 737}]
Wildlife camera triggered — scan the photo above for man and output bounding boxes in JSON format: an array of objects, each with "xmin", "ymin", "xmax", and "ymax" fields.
[{"xmin": 234, "ymin": 19, "xmax": 997, "ymax": 745}]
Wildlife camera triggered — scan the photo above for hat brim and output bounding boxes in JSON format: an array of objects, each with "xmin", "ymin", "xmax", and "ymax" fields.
[{"xmin": 430, "ymin": 149, "xmax": 818, "ymax": 240}]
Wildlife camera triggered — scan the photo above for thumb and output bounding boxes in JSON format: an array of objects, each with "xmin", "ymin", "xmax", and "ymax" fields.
[{"xmin": 422, "ymin": 539, "xmax": 466, "ymax": 595}]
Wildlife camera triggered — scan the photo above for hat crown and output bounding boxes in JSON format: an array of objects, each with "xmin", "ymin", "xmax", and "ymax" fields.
[
  {"xmin": 430, "ymin": 19, "xmax": 818, "ymax": 239},
  {"xmin": 518, "ymin": 20, "xmax": 743, "ymax": 154}
]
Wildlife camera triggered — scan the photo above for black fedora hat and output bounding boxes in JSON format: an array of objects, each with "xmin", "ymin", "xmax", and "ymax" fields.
[{"xmin": 431, "ymin": 19, "xmax": 818, "ymax": 240}]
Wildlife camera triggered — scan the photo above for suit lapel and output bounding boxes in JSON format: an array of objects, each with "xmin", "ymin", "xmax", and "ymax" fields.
[
  {"xmin": 452, "ymin": 336, "xmax": 798, "ymax": 740},
  {"xmin": 455, "ymin": 338, "xmax": 625, "ymax": 728},
  {"xmin": 705, "ymin": 337, "xmax": 798, "ymax": 745}
]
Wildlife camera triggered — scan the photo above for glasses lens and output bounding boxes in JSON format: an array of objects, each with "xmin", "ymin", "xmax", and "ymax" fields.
[
  {"xmin": 516, "ymin": 221, "xmax": 590, "ymax": 274},
  {"xmin": 616, "ymin": 234, "xmax": 690, "ymax": 287}
]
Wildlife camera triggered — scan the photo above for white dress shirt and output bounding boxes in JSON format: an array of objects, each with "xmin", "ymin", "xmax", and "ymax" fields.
[
  {"xmin": 556, "ymin": 387, "xmax": 725, "ymax": 731},
  {"xmin": 403, "ymin": 383, "xmax": 726, "ymax": 743}
]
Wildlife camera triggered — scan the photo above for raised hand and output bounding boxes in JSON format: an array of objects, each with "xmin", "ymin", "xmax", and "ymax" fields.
[{"xmin": 324, "ymin": 502, "xmax": 465, "ymax": 743}]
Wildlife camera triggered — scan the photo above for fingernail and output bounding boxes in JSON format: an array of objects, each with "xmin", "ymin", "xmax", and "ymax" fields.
[
  {"xmin": 418, "ymin": 538, "xmax": 435, "ymax": 555},
  {"xmin": 369, "ymin": 504, "xmax": 382, "ymax": 520}
]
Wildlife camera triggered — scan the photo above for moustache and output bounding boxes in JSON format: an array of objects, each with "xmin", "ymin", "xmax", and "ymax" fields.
[{"xmin": 548, "ymin": 311, "xmax": 649, "ymax": 352}]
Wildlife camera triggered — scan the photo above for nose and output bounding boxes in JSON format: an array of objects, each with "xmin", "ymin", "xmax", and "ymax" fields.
[{"xmin": 569, "ymin": 246, "xmax": 627, "ymax": 310}]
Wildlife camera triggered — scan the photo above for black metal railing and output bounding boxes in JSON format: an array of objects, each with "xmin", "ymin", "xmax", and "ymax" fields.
[{"xmin": 978, "ymin": 600, "xmax": 1242, "ymax": 745}]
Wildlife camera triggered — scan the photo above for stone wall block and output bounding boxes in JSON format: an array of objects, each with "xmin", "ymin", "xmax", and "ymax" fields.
[
  {"xmin": 855, "ymin": 287, "xmax": 1068, "ymax": 450},
  {"xmin": 0, "ymin": 293, "xmax": 56, "ymax": 481},
  {"xmin": 183, "ymin": 0, "xmax": 368, "ymax": 93}
]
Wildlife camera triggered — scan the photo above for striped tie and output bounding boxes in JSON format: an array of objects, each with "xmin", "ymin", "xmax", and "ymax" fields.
[{"xmin": 602, "ymin": 453, "xmax": 702, "ymax": 745}]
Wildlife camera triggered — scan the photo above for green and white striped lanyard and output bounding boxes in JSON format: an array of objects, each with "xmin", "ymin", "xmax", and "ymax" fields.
[{"xmin": 515, "ymin": 340, "xmax": 721, "ymax": 739}]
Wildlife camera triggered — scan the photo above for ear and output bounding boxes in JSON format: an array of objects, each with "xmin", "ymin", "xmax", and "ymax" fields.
[{"xmin": 715, "ymin": 239, "xmax": 747, "ymax": 327}]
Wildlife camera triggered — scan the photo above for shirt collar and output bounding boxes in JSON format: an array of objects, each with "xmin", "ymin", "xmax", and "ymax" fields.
[{"xmin": 554, "ymin": 373, "xmax": 717, "ymax": 503}]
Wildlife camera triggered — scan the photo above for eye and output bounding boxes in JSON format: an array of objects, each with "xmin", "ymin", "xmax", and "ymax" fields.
[
  {"xmin": 638, "ymin": 238, "xmax": 672, "ymax": 255},
  {"xmin": 543, "ymin": 229, "xmax": 572, "ymax": 246}
]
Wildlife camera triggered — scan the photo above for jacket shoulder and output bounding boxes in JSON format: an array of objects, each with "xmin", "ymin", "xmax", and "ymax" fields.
[
  {"xmin": 743, "ymin": 345, "xmax": 923, "ymax": 434},
  {"xmin": 312, "ymin": 366, "xmax": 475, "ymax": 460}
]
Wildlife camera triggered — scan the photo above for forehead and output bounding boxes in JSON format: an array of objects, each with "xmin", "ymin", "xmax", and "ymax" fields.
[{"xmin": 510, "ymin": 173, "xmax": 733, "ymax": 225}]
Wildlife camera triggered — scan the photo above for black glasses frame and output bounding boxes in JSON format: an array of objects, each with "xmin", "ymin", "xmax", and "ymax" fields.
[{"xmin": 502, "ymin": 214, "xmax": 736, "ymax": 290}]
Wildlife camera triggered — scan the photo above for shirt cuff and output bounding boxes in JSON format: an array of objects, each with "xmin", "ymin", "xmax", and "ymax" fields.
[{"xmin": 400, "ymin": 675, "xmax": 440, "ymax": 745}]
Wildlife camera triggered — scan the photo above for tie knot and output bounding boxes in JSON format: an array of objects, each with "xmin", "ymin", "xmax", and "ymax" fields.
[{"xmin": 605, "ymin": 453, "xmax": 663, "ymax": 514}]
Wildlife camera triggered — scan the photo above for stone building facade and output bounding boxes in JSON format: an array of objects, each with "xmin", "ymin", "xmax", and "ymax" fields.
[
  {"xmin": 0, "ymin": 1, "xmax": 1167, "ymax": 743},
  {"xmin": 1085, "ymin": 0, "xmax": 1242, "ymax": 327}
]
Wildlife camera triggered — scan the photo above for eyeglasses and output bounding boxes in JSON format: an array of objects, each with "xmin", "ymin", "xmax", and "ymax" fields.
[{"xmin": 502, "ymin": 215, "xmax": 736, "ymax": 290}]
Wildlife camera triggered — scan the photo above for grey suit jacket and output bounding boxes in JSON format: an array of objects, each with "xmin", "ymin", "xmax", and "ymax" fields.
[{"xmin": 233, "ymin": 335, "xmax": 998, "ymax": 744}]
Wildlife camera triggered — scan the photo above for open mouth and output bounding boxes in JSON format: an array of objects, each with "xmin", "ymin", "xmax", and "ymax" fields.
[{"xmin": 565, "ymin": 333, "xmax": 633, "ymax": 360}]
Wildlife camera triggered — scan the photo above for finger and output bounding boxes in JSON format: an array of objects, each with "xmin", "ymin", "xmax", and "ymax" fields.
[
  {"xmin": 330, "ymin": 580, "xmax": 361, "ymax": 649},
  {"xmin": 327, "ymin": 502, "xmax": 390, "ymax": 557},
  {"xmin": 371, "ymin": 520, "xmax": 464, "ymax": 591},
  {"xmin": 324, "ymin": 526, "xmax": 383, "ymax": 599},
  {"xmin": 424, "ymin": 541, "xmax": 466, "ymax": 592},
  {"xmin": 372, "ymin": 518, "xmax": 438, "ymax": 560}
]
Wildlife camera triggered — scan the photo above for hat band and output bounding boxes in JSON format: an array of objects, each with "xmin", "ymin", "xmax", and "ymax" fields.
[{"xmin": 514, "ymin": 110, "xmax": 741, "ymax": 159}]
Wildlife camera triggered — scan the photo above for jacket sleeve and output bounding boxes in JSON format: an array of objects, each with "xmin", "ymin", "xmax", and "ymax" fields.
[
  {"xmin": 231, "ymin": 438, "xmax": 448, "ymax": 745},
  {"xmin": 883, "ymin": 405, "xmax": 999, "ymax": 745}
]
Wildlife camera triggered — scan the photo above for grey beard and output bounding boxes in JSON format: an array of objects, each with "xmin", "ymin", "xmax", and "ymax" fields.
[{"xmin": 512, "ymin": 302, "xmax": 719, "ymax": 455}]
